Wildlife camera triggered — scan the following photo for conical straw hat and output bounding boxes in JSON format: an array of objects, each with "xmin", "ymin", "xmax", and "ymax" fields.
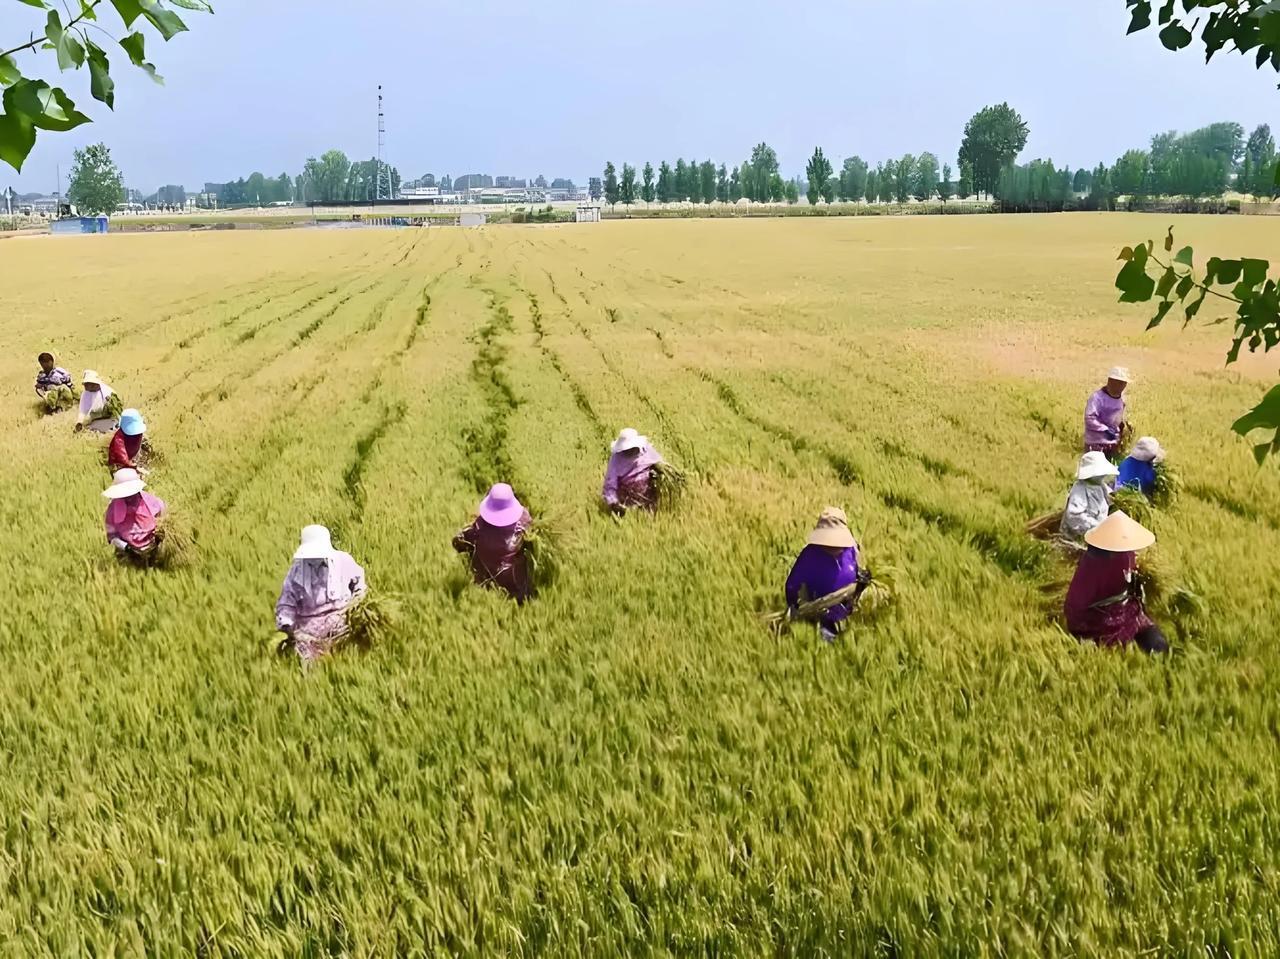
[{"xmin": 1084, "ymin": 510, "xmax": 1155, "ymax": 552}]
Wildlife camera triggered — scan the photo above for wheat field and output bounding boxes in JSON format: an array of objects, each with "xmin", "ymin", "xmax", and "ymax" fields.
[{"xmin": 3, "ymin": 214, "xmax": 1278, "ymax": 956}]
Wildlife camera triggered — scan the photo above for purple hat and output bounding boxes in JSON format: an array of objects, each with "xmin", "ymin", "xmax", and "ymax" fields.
[{"xmin": 478, "ymin": 483, "xmax": 524, "ymax": 527}]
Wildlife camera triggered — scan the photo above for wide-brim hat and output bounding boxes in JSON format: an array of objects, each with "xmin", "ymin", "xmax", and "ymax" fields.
[
  {"xmin": 1107, "ymin": 366, "xmax": 1132, "ymax": 383},
  {"xmin": 1077, "ymin": 451, "xmax": 1119, "ymax": 481},
  {"xmin": 293, "ymin": 524, "xmax": 334, "ymax": 560},
  {"xmin": 1085, "ymin": 510, "xmax": 1155, "ymax": 552},
  {"xmin": 82, "ymin": 369, "xmax": 103, "ymax": 386},
  {"xmin": 1130, "ymin": 436, "xmax": 1165, "ymax": 464},
  {"xmin": 611, "ymin": 428, "xmax": 648, "ymax": 454},
  {"xmin": 806, "ymin": 506, "xmax": 857, "ymax": 548},
  {"xmin": 479, "ymin": 482, "xmax": 524, "ymax": 527},
  {"xmin": 120, "ymin": 408, "xmax": 146, "ymax": 436},
  {"xmin": 103, "ymin": 468, "xmax": 145, "ymax": 499}
]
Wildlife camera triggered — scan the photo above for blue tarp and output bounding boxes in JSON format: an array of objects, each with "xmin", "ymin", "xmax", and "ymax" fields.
[{"xmin": 50, "ymin": 216, "xmax": 109, "ymax": 235}]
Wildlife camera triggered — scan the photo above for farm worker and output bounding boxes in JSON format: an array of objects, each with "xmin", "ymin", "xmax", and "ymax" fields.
[
  {"xmin": 108, "ymin": 409, "xmax": 149, "ymax": 474},
  {"xmin": 103, "ymin": 468, "xmax": 166, "ymax": 559},
  {"xmin": 1059, "ymin": 451, "xmax": 1118, "ymax": 542},
  {"xmin": 34, "ymin": 352, "xmax": 76, "ymax": 412},
  {"xmin": 1116, "ymin": 436, "xmax": 1165, "ymax": 499},
  {"xmin": 275, "ymin": 525, "xmax": 368, "ymax": 664},
  {"xmin": 785, "ymin": 507, "xmax": 870, "ymax": 642},
  {"xmin": 75, "ymin": 370, "xmax": 121, "ymax": 433},
  {"xmin": 602, "ymin": 427, "xmax": 664, "ymax": 513},
  {"xmin": 452, "ymin": 483, "xmax": 533, "ymax": 602},
  {"xmin": 1083, "ymin": 366, "xmax": 1130, "ymax": 459},
  {"xmin": 1064, "ymin": 510, "xmax": 1168, "ymax": 654}
]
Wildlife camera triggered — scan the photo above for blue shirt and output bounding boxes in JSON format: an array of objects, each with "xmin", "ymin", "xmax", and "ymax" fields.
[
  {"xmin": 785, "ymin": 544, "xmax": 860, "ymax": 625},
  {"xmin": 1116, "ymin": 457, "xmax": 1156, "ymax": 498}
]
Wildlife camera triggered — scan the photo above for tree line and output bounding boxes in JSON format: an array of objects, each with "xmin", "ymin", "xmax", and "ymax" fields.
[{"xmin": 214, "ymin": 150, "xmax": 403, "ymax": 206}]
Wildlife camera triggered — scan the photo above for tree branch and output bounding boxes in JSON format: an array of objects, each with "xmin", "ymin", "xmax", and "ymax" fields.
[
  {"xmin": 1, "ymin": 0, "xmax": 103, "ymax": 60},
  {"xmin": 1147, "ymin": 252, "xmax": 1245, "ymax": 306}
]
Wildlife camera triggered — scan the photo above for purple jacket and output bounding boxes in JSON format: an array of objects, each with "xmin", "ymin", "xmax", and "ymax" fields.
[
  {"xmin": 602, "ymin": 447, "xmax": 664, "ymax": 509},
  {"xmin": 785, "ymin": 544, "xmax": 860, "ymax": 626},
  {"xmin": 1084, "ymin": 388, "xmax": 1125, "ymax": 450}
]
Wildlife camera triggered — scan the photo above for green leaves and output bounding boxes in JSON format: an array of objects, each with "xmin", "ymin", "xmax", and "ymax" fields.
[
  {"xmin": 0, "ymin": 56, "xmax": 20, "ymax": 86},
  {"xmin": 1159, "ymin": 20, "xmax": 1194, "ymax": 49},
  {"xmin": 4, "ymin": 80, "xmax": 90, "ymax": 131},
  {"xmin": 1231, "ymin": 385, "xmax": 1280, "ymax": 464},
  {"xmin": 110, "ymin": 0, "xmax": 145, "ymax": 26},
  {"xmin": 46, "ymin": 10, "xmax": 86, "ymax": 70},
  {"xmin": 1173, "ymin": 245, "xmax": 1194, "ymax": 267},
  {"xmin": 139, "ymin": 0, "xmax": 189, "ymax": 40},
  {"xmin": 86, "ymin": 43, "xmax": 114, "ymax": 109},
  {"xmin": 0, "ymin": 111, "xmax": 36, "ymax": 171},
  {"xmin": 1127, "ymin": 0, "xmax": 1152, "ymax": 34}
]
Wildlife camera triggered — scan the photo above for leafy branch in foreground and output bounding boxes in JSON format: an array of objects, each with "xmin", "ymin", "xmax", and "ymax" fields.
[
  {"xmin": 1115, "ymin": 228, "xmax": 1280, "ymax": 463},
  {"xmin": 0, "ymin": 0, "xmax": 211, "ymax": 172}
]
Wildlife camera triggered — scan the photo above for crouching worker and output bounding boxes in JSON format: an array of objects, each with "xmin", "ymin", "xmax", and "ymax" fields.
[
  {"xmin": 1059, "ymin": 451, "xmax": 1117, "ymax": 543},
  {"xmin": 785, "ymin": 507, "xmax": 871, "ymax": 643},
  {"xmin": 275, "ymin": 525, "xmax": 368, "ymax": 664},
  {"xmin": 1064, "ymin": 510, "xmax": 1168, "ymax": 654},
  {"xmin": 602, "ymin": 427, "xmax": 664, "ymax": 514},
  {"xmin": 1116, "ymin": 436, "xmax": 1165, "ymax": 499},
  {"xmin": 453, "ymin": 483, "xmax": 533, "ymax": 602},
  {"xmin": 76, "ymin": 370, "xmax": 122, "ymax": 433},
  {"xmin": 108, "ymin": 409, "xmax": 150, "ymax": 474},
  {"xmin": 35, "ymin": 352, "xmax": 76, "ymax": 413},
  {"xmin": 103, "ymin": 468, "xmax": 166, "ymax": 563}
]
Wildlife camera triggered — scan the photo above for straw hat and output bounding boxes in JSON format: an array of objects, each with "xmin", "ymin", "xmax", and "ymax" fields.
[
  {"xmin": 806, "ymin": 506, "xmax": 857, "ymax": 548},
  {"xmin": 1107, "ymin": 366, "xmax": 1132, "ymax": 383},
  {"xmin": 1130, "ymin": 436, "xmax": 1165, "ymax": 464},
  {"xmin": 293, "ymin": 524, "xmax": 334, "ymax": 560},
  {"xmin": 120, "ymin": 408, "xmax": 146, "ymax": 436},
  {"xmin": 102, "ymin": 468, "xmax": 145, "ymax": 499},
  {"xmin": 478, "ymin": 483, "xmax": 524, "ymax": 527},
  {"xmin": 82, "ymin": 369, "xmax": 103, "ymax": 386},
  {"xmin": 1077, "ymin": 450, "xmax": 1119, "ymax": 481},
  {"xmin": 611, "ymin": 427, "xmax": 648, "ymax": 455},
  {"xmin": 1085, "ymin": 510, "xmax": 1155, "ymax": 552}
]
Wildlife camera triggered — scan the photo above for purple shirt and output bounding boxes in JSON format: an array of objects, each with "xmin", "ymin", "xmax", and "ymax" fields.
[
  {"xmin": 602, "ymin": 446, "xmax": 664, "ymax": 508},
  {"xmin": 35, "ymin": 366, "xmax": 72, "ymax": 394},
  {"xmin": 1083, "ymin": 388, "xmax": 1125, "ymax": 450},
  {"xmin": 785, "ymin": 544, "xmax": 860, "ymax": 625},
  {"xmin": 275, "ymin": 551, "xmax": 367, "ymax": 639}
]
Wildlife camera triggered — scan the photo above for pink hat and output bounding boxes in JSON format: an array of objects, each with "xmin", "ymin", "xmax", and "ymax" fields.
[{"xmin": 478, "ymin": 483, "xmax": 524, "ymax": 527}]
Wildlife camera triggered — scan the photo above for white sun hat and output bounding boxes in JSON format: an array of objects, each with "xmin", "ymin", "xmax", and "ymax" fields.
[
  {"xmin": 102, "ymin": 467, "xmax": 145, "ymax": 499},
  {"xmin": 1130, "ymin": 436, "xmax": 1165, "ymax": 463},
  {"xmin": 1107, "ymin": 366, "xmax": 1132, "ymax": 382},
  {"xmin": 82, "ymin": 369, "xmax": 104, "ymax": 386},
  {"xmin": 611, "ymin": 427, "xmax": 648, "ymax": 454},
  {"xmin": 293, "ymin": 524, "xmax": 334, "ymax": 560},
  {"xmin": 1077, "ymin": 450, "xmax": 1119, "ymax": 481}
]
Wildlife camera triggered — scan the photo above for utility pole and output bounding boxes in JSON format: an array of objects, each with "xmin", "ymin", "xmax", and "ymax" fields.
[{"xmin": 376, "ymin": 85, "xmax": 393, "ymax": 204}]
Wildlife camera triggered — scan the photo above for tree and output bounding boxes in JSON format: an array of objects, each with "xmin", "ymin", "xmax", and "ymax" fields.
[
  {"xmin": 743, "ymin": 142, "xmax": 779, "ymax": 203},
  {"xmin": 656, "ymin": 161, "xmax": 673, "ymax": 203},
  {"xmin": 674, "ymin": 158, "xmax": 690, "ymax": 201},
  {"xmin": 0, "ymin": 0, "xmax": 212, "ymax": 172},
  {"xmin": 603, "ymin": 161, "xmax": 619, "ymax": 207},
  {"xmin": 1072, "ymin": 168, "xmax": 1092, "ymax": 193},
  {"xmin": 619, "ymin": 162, "xmax": 637, "ymax": 205},
  {"xmin": 1245, "ymin": 123, "xmax": 1276, "ymax": 198},
  {"xmin": 839, "ymin": 156, "xmax": 867, "ymax": 202},
  {"xmin": 66, "ymin": 141, "xmax": 123, "ymax": 213},
  {"xmin": 768, "ymin": 171, "xmax": 785, "ymax": 202},
  {"xmin": 1087, "ymin": 162, "xmax": 1114, "ymax": 211},
  {"xmin": 865, "ymin": 167, "xmax": 879, "ymax": 204},
  {"xmin": 641, "ymin": 161, "xmax": 655, "ymax": 203},
  {"xmin": 739, "ymin": 161, "xmax": 755, "ymax": 201},
  {"xmin": 276, "ymin": 173, "xmax": 293, "ymax": 202},
  {"xmin": 1111, "ymin": 149, "xmax": 1150, "ymax": 202},
  {"xmin": 913, "ymin": 152, "xmax": 939, "ymax": 201},
  {"xmin": 588, "ymin": 177, "xmax": 602, "ymax": 201},
  {"xmin": 688, "ymin": 159, "xmax": 703, "ymax": 203},
  {"xmin": 784, "ymin": 179, "xmax": 799, "ymax": 204},
  {"xmin": 894, "ymin": 154, "xmax": 914, "ymax": 203},
  {"xmin": 939, "ymin": 163, "xmax": 954, "ymax": 203},
  {"xmin": 716, "ymin": 163, "xmax": 729, "ymax": 203},
  {"xmin": 700, "ymin": 160, "xmax": 716, "ymax": 204},
  {"xmin": 728, "ymin": 165, "xmax": 742, "ymax": 202},
  {"xmin": 957, "ymin": 160, "xmax": 973, "ymax": 199},
  {"xmin": 805, "ymin": 147, "xmax": 832, "ymax": 204},
  {"xmin": 878, "ymin": 162, "xmax": 894, "ymax": 203},
  {"xmin": 958, "ymin": 102, "xmax": 1029, "ymax": 198},
  {"xmin": 1119, "ymin": 1, "xmax": 1280, "ymax": 460}
]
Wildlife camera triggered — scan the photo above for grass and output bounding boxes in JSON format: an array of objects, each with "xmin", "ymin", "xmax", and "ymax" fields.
[{"xmin": 1, "ymin": 215, "xmax": 1279, "ymax": 954}]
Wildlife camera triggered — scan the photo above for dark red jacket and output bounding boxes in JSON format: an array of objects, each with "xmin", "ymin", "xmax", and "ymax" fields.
[{"xmin": 108, "ymin": 430, "xmax": 143, "ymax": 470}]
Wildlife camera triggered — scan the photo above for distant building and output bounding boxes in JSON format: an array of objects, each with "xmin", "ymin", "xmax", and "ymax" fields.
[
  {"xmin": 495, "ymin": 176, "xmax": 527, "ymax": 189},
  {"xmin": 455, "ymin": 173, "xmax": 493, "ymax": 191}
]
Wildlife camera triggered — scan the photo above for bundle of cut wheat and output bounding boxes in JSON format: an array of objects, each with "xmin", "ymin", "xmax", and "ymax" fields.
[
  {"xmin": 1026, "ymin": 509, "xmax": 1065, "ymax": 540},
  {"xmin": 649, "ymin": 462, "xmax": 688, "ymax": 509},
  {"xmin": 760, "ymin": 567, "xmax": 896, "ymax": 634},
  {"xmin": 1151, "ymin": 460, "xmax": 1181, "ymax": 509},
  {"xmin": 152, "ymin": 509, "xmax": 195, "ymax": 569},
  {"xmin": 523, "ymin": 519, "xmax": 564, "ymax": 590},
  {"xmin": 341, "ymin": 593, "xmax": 400, "ymax": 651},
  {"xmin": 1110, "ymin": 485, "xmax": 1155, "ymax": 528}
]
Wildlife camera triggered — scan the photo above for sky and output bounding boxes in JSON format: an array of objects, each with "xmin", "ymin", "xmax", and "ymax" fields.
[{"xmin": 2, "ymin": 0, "xmax": 1278, "ymax": 194}]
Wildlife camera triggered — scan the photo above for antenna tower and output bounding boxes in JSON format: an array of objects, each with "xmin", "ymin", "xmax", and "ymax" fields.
[{"xmin": 376, "ymin": 85, "xmax": 393, "ymax": 201}]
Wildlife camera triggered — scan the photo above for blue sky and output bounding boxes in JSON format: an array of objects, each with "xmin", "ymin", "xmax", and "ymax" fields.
[{"xmin": 3, "ymin": 0, "xmax": 1277, "ymax": 194}]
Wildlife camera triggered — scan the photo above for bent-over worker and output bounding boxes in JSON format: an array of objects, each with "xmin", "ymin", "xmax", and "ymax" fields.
[
  {"xmin": 103, "ymin": 468, "xmax": 166, "ymax": 561},
  {"xmin": 785, "ymin": 506, "xmax": 870, "ymax": 643},
  {"xmin": 1083, "ymin": 366, "xmax": 1130, "ymax": 459},
  {"xmin": 1116, "ymin": 436, "xmax": 1165, "ymax": 499},
  {"xmin": 108, "ymin": 408, "xmax": 149, "ymax": 474},
  {"xmin": 602, "ymin": 427, "xmax": 664, "ymax": 513},
  {"xmin": 275, "ymin": 525, "xmax": 368, "ymax": 664},
  {"xmin": 453, "ymin": 483, "xmax": 533, "ymax": 602},
  {"xmin": 1064, "ymin": 510, "xmax": 1168, "ymax": 654},
  {"xmin": 76, "ymin": 370, "xmax": 121, "ymax": 433},
  {"xmin": 1060, "ymin": 451, "xmax": 1118, "ymax": 542},
  {"xmin": 34, "ymin": 352, "xmax": 76, "ymax": 412}
]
